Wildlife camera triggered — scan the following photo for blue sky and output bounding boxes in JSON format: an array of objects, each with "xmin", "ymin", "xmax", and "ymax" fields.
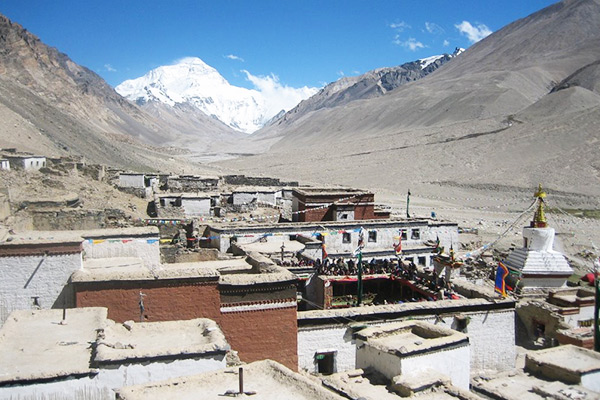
[{"xmin": 1, "ymin": 0, "xmax": 557, "ymax": 91}]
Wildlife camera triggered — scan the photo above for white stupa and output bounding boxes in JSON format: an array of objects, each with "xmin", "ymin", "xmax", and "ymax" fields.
[{"xmin": 503, "ymin": 185, "xmax": 573, "ymax": 291}]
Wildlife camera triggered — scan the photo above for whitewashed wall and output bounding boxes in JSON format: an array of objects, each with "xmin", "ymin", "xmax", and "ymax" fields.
[
  {"xmin": 298, "ymin": 309, "xmax": 515, "ymax": 374},
  {"xmin": 356, "ymin": 341, "xmax": 470, "ymax": 390},
  {"xmin": 82, "ymin": 237, "xmax": 160, "ymax": 269},
  {"xmin": 298, "ymin": 325, "xmax": 357, "ymax": 373},
  {"xmin": 23, "ymin": 157, "xmax": 46, "ymax": 170},
  {"xmin": 233, "ymin": 192, "xmax": 257, "ymax": 206},
  {"xmin": 118, "ymin": 174, "xmax": 145, "ymax": 188},
  {"xmin": 181, "ymin": 198, "xmax": 211, "ymax": 217},
  {"xmin": 215, "ymin": 223, "xmax": 456, "ymax": 258},
  {"xmin": 257, "ymin": 191, "xmax": 281, "ymax": 206},
  {"xmin": 581, "ymin": 370, "xmax": 600, "ymax": 392},
  {"xmin": 0, "ymin": 253, "xmax": 82, "ymax": 326},
  {"xmin": 563, "ymin": 305, "xmax": 595, "ymax": 328},
  {"xmin": 0, "ymin": 355, "xmax": 226, "ymax": 400}
]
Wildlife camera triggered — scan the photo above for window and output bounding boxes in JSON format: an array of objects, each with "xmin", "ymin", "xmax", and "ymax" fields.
[
  {"xmin": 315, "ymin": 351, "xmax": 336, "ymax": 375},
  {"xmin": 411, "ymin": 229, "xmax": 420, "ymax": 240},
  {"xmin": 339, "ymin": 213, "xmax": 348, "ymax": 220},
  {"xmin": 401, "ymin": 230, "xmax": 407, "ymax": 240},
  {"xmin": 368, "ymin": 230, "xmax": 377, "ymax": 242},
  {"xmin": 418, "ymin": 256, "xmax": 426, "ymax": 266},
  {"xmin": 342, "ymin": 232, "xmax": 351, "ymax": 243}
]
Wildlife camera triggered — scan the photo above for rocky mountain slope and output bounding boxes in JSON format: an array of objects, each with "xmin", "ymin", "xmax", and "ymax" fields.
[
  {"xmin": 221, "ymin": 0, "xmax": 600, "ymax": 201},
  {"xmin": 272, "ymin": 48, "xmax": 463, "ymax": 128},
  {"xmin": 0, "ymin": 14, "xmax": 239, "ymax": 172}
]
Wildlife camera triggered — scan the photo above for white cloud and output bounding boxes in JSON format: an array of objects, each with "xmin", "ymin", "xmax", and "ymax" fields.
[
  {"xmin": 104, "ymin": 64, "xmax": 116, "ymax": 72},
  {"xmin": 394, "ymin": 37, "xmax": 426, "ymax": 51},
  {"xmin": 225, "ymin": 54, "xmax": 244, "ymax": 62},
  {"xmin": 425, "ymin": 22, "xmax": 444, "ymax": 34},
  {"xmin": 390, "ymin": 21, "xmax": 410, "ymax": 31},
  {"xmin": 242, "ymin": 70, "xmax": 319, "ymax": 118},
  {"xmin": 455, "ymin": 21, "xmax": 492, "ymax": 43},
  {"xmin": 443, "ymin": 39, "xmax": 450, "ymax": 47},
  {"xmin": 337, "ymin": 70, "xmax": 345, "ymax": 77}
]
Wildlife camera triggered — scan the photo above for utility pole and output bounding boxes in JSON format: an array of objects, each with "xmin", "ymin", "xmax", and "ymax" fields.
[
  {"xmin": 595, "ymin": 257, "xmax": 600, "ymax": 352},
  {"xmin": 406, "ymin": 189, "xmax": 411, "ymax": 218},
  {"xmin": 139, "ymin": 291, "xmax": 146, "ymax": 323}
]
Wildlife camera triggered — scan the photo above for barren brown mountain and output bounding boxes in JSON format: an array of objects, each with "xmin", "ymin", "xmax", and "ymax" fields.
[
  {"xmin": 0, "ymin": 14, "xmax": 240, "ymax": 172},
  {"xmin": 222, "ymin": 0, "xmax": 600, "ymax": 202}
]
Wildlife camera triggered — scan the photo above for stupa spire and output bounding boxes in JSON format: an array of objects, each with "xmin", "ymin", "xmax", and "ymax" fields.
[{"xmin": 532, "ymin": 184, "xmax": 547, "ymax": 228}]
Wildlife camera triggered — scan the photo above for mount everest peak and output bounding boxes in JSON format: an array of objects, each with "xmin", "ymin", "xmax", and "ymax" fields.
[{"xmin": 117, "ymin": 57, "xmax": 279, "ymax": 133}]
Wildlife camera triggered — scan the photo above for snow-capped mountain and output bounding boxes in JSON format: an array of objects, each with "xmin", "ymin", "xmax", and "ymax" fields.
[{"xmin": 116, "ymin": 57, "xmax": 271, "ymax": 133}]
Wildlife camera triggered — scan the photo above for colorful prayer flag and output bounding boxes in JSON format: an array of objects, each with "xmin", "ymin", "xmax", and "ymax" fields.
[{"xmin": 495, "ymin": 262, "xmax": 509, "ymax": 297}]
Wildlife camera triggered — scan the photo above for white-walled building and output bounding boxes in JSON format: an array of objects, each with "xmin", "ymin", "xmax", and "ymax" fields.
[
  {"xmin": 118, "ymin": 173, "xmax": 146, "ymax": 188},
  {"xmin": 0, "ymin": 308, "xmax": 229, "ymax": 399},
  {"xmin": 355, "ymin": 320, "xmax": 470, "ymax": 390},
  {"xmin": 208, "ymin": 219, "xmax": 458, "ymax": 268},
  {"xmin": 0, "ymin": 227, "xmax": 160, "ymax": 325},
  {"xmin": 0, "ymin": 160, "xmax": 9, "ymax": 170},
  {"xmin": 297, "ymin": 298, "xmax": 515, "ymax": 375},
  {"xmin": 6, "ymin": 155, "xmax": 46, "ymax": 170}
]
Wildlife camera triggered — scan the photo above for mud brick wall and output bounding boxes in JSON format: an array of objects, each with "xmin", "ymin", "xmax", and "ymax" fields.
[
  {"xmin": 219, "ymin": 306, "xmax": 298, "ymax": 370},
  {"xmin": 74, "ymin": 279, "xmax": 221, "ymax": 323}
]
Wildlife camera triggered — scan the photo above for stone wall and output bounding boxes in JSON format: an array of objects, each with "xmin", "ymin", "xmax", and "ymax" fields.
[
  {"xmin": 32, "ymin": 209, "xmax": 129, "ymax": 231},
  {"xmin": 223, "ymin": 175, "xmax": 298, "ymax": 187}
]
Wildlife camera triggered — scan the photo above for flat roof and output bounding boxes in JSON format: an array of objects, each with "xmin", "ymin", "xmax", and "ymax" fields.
[
  {"xmin": 323, "ymin": 369, "xmax": 468, "ymax": 400},
  {"xmin": 356, "ymin": 321, "xmax": 468, "ymax": 356},
  {"xmin": 526, "ymin": 344, "xmax": 600, "ymax": 375},
  {"xmin": 73, "ymin": 257, "xmax": 223, "ymax": 282},
  {"xmin": 472, "ymin": 370, "xmax": 599, "ymax": 400},
  {"xmin": 292, "ymin": 187, "xmax": 370, "ymax": 197},
  {"xmin": 210, "ymin": 218, "xmax": 449, "ymax": 232},
  {"xmin": 95, "ymin": 318, "xmax": 229, "ymax": 363},
  {"xmin": 72, "ymin": 256, "xmax": 295, "ymax": 285},
  {"xmin": 115, "ymin": 359, "xmax": 345, "ymax": 400},
  {"xmin": 2, "ymin": 227, "xmax": 159, "ymax": 246},
  {"xmin": 298, "ymin": 298, "xmax": 514, "ymax": 324},
  {"xmin": 241, "ymin": 238, "xmax": 305, "ymax": 254},
  {"xmin": 0, "ymin": 308, "xmax": 107, "ymax": 383}
]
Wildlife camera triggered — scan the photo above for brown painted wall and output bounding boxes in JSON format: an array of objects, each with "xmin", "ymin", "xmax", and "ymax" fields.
[
  {"xmin": 74, "ymin": 279, "xmax": 299, "ymax": 370},
  {"xmin": 219, "ymin": 306, "xmax": 298, "ymax": 370},
  {"xmin": 75, "ymin": 280, "xmax": 221, "ymax": 322}
]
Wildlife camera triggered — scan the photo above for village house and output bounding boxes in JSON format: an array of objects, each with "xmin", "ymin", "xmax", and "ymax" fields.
[
  {"xmin": 297, "ymin": 292, "xmax": 516, "ymax": 375},
  {"xmin": 71, "ymin": 251, "xmax": 299, "ymax": 370},
  {"xmin": 4, "ymin": 154, "xmax": 47, "ymax": 170},
  {"xmin": 0, "ymin": 308, "xmax": 229, "ymax": 399},
  {"xmin": 156, "ymin": 193, "xmax": 212, "ymax": 217},
  {"xmin": 292, "ymin": 187, "xmax": 390, "ymax": 222},
  {"xmin": 231, "ymin": 187, "xmax": 283, "ymax": 210},
  {"xmin": 207, "ymin": 218, "xmax": 458, "ymax": 267},
  {"xmin": 0, "ymin": 227, "xmax": 160, "ymax": 325},
  {"xmin": 354, "ymin": 321, "xmax": 471, "ymax": 389},
  {"xmin": 516, "ymin": 286, "xmax": 596, "ymax": 349}
]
